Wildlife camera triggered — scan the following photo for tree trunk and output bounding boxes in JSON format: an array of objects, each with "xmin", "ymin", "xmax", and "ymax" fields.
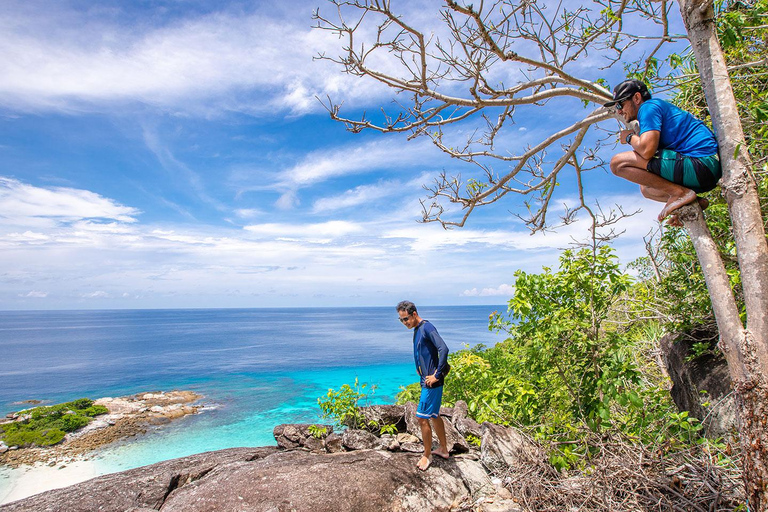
[{"xmin": 677, "ymin": 0, "xmax": 768, "ymax": 508}]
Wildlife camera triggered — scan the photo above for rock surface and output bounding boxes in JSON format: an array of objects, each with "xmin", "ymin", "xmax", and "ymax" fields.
[
  {"xmin": 659, "ymin": 327, "xmax": 737, "ymax": 436},
  {"xmin": 0, "ymin": 447, "xmax": 493, "ymax": 512}
]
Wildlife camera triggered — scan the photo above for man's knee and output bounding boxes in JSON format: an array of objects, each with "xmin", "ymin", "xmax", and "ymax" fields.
[
  {"xmin": 418, "ymin": 417, "xmax": 430, "ymax": 427},
  {"xmin": 610, "ymin": 153, "xmax": 628, "ymax": 176}
]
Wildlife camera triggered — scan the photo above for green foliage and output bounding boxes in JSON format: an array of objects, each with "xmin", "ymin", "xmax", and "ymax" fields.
[
  {"xmin": 466, "ymin": 434, "xmax": 481, "ymax": 447},
  {"xmin": 0, "ymin": 398, "xmax": 108, "ymax": 448},
  {"xmin": 409, "ymin": 246, "xmax": 700, "ymax": 468},
  {"xmin": 317, "ymin": 378, "xmax": 376, "ymax": 429},
  {"xmin": 379, "ymin": 423, "xmax": 398, "ymax": 435},
  {"xmin": 307, "ymin": 424, "xmax": 328, "ymax": 439}
]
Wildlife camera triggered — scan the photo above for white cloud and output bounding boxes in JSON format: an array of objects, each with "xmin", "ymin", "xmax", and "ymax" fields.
[
  {"xmin": 312, "ymin": 181, "xmax": 401, "ymax": 213},
  {"xmin": 81, "ymin": 291, "xmax": 110, "ymax": 299},
  {"xmin": 281, "ymin": 139, "xmax": 434, "ymax": 187},
  {"xmin": 244, "ymin": 221, "xmax": 363, "ymax": 238},
  {"xmin": 461, "ymin": 284, "xmax": 515, "ymax": 297},
  {"xmin": 0, "ymin": 2, "xmax": 394, "ymax": 115},
  {"xmin": 0, "ymin": 177, "xmax": 140, "ymax": 225},
  {"xmin": 19, "ymin": 290, "xmax": 48, "ymax": 298}
]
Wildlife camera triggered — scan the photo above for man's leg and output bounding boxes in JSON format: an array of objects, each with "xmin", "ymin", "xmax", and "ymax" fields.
[
  {"xmin": 610, "ymin": 151, "xmax": 697, "ymax": 221},
  {"xmin": 430, "ymin": 416, "xmax": 450, "ymax": 459},
  {"xmin": 417, "ymin": 417, "xmax": 433, "ymax": 470}
]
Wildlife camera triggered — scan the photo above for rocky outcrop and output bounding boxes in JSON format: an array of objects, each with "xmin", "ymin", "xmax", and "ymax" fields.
[
  {"xmin": 2, "ymin": 399, "xmax": 543, "ymax": 512},
  {"xmin": 0, "ymin": 447, "xmax": 510, "ymax": 512},
  {"xmin": 659, "ymin": 327, "xmax": 737, "ymax": 436}
]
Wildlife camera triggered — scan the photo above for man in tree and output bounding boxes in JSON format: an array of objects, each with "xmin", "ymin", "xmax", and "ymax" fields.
[
  {"xmin": 396, "ymin": 300, "xmax": 450, "ymax": 470},
  {"xmin": 606, "ymin": 79, "xmax": 722, "ymax": 225}
]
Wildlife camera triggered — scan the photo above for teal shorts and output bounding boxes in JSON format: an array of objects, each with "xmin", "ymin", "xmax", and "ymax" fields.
[
  {"xmin": 646, "ymin": 149, "xmax": 721, "ymax": 193},
  {"xmin": 416, "ymin": 385, "xmax": 443, "ymax": 419}
]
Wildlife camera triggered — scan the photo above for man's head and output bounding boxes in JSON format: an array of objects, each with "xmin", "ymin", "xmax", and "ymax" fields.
[
  {"xmin": 604, "ymin": 79, "xmax": 652, "ymax": 122},
  {"xmin": 396, "ymin": 300, "xmax": 418, "ymax": 329}
]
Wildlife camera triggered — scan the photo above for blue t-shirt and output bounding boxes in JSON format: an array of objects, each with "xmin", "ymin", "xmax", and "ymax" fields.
[{"xmin": 637, "ymin": 98, "xmax": 719, "ymax": 158}]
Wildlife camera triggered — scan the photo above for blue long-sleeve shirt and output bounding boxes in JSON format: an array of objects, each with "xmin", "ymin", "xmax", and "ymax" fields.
[{"xmin": 412, "ymin": 320, "xmax": 449, "ymax": 388}]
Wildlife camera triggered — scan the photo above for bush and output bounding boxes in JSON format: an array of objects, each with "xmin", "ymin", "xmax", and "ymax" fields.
[{"xmin": 0, "ymin": 397, "xmax": 108, "ymax": 447}]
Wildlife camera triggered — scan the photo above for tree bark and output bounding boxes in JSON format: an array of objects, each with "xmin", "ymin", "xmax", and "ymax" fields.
[{"xmin": 677, "ymin": 0, "xmax": 768, "ymax": 508}]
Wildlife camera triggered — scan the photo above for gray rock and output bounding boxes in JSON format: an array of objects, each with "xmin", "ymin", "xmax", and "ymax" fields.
[
  {"xmin": 161, "ymin": 450, "xmax": 477, "ymax": 512},
  {"xmin": 396, "ymin": 433, "xmax": 419, "ymax": 444},
  {"xmin": 480, "ymin": 423, "xmax": 540, "ymax": 473},
  {"xmin": 273, "ymin": 423, "xmax": 334, "ymax": 450},
  {"xmin": 400, "ymin": 442, "xmax": 425, "ymax": 453},
  {"xmin": 378, "ymin": 434, "xmax": 400, "ymax": 451},
  {"xmin": 659, "ymin": 327, "xmax": 737, "ymax": 436},
  {"xmin": 341, "ymin": 429, "xmax": 379, "ymax": 450},
  {"xmin": 324, "ymin": 433, "xmax": 344, "ymax": 453},
  {"xmin": 452, "ymin": 400, "xmax": 469, "ymax": 422},
  {"xmin": 456, "ymin": 416, "xmax": 482, "ymax": 439},
  {"xmin": 443, "ymin": 417, "xmax": 471, "ymax": 454},
  {"xmin": 2, "ymin": 446, "xmax": 500, "ymax": 512},
  {"xmin": 0, "ymin": 447, "xmax": 278, "ymax": 512},
  {"xmin": 356, "ymin": 404, "xmax": 406, "ymax": 432}
]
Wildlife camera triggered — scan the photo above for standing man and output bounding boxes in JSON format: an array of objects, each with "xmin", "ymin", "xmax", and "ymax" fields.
[
  {"xmin": 606, "ymin": 79, "xmax": 721, "ymax": 225},
  {"xmin": 396, "ymin": 300, "xmax": 450, "ymax": 471}
]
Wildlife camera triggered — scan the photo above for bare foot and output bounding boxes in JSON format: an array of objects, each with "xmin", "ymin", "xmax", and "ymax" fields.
[
  {"xmin": 417, "ymin": 455, "xmax": 432, "ymax": 471},
  {"xmin": 658, "ymin": 189, "xmax": 697, "ymax": 221},
  {"xmin": 432, "ymin": 448, "xmax": 450, "ymax": 460},
  {"xmin": 666, "ymin": 214, "xmax": 683, "ymax": 227},
  {"xmin": 665, "ymin": 197, "xmax": 709, "ymax": 227}
]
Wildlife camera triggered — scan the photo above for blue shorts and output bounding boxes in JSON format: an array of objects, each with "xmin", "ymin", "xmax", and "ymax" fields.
[{"xmin": 416, "ymin": 385, "xmax": 443, "ymax": 419}]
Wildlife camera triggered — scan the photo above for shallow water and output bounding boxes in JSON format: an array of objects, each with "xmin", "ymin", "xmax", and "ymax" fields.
[{"xmin": 0, "ymin": 306, "xmax": 503, "ymax": 504}]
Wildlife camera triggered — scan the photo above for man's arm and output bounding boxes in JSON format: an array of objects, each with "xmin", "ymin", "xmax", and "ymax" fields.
[
  {"xmin": 620, "ymin": 129, "xmax": 660, "ymax": 160},
  {"xmin": 428, "ymin": 329, "xmax": 449, "ymax": 379}
]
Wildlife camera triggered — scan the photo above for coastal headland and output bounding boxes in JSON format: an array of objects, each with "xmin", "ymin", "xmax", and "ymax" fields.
[{"xmin": 0, "ymin": 390, "xmax": 202, "ymax": 469}]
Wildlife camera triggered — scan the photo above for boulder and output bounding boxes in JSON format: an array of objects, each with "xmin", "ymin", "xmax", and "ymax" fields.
[
  {"xmin": 324, "ymin": 433, "xmax": 344, "ymax": 453},
  {"xmin": 273, "ymin": 423, "xmax": 334, "ymax": 451},
  {"xmin": 396, "ymin": 433, "xmax": 419, "ymax": 444},
  {"xmin": 659, "ymin": 327, "xmax": 737, "ymax": 436},
  {"xmin": 356, "ymin": 404, "xmax": 406, "ymax": 432},
  {"xmin": 378, "ymin": 434, "xmax": 400, "ymax": 451},
  {"xmin": 480, "ymin": 423, "xmax": 540, "ymax": 473},
  {"xmin": 455, "ymin": 416, "xmax": 482, "ymax": 439},
  {"xmin": 341, "ymin": 429, "xmax": 380, "ymax": 451},
  {"xmin": 2, "ymin": 447, "xmax": 493, "ymax": 512},
  {"xmin": 452, "ymin": 400, "xmax": 469, "ymax": 422}
]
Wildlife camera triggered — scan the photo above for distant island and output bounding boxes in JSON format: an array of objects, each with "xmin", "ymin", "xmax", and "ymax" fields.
[{"xmin": 0, "ymin": 391, "xmax": 202, "ymax": 469}]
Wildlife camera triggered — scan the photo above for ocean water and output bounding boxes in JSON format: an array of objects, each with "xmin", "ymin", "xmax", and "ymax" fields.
[{"xmin": 0, "ymin": 306, "xmax": 504, "ymax": 503}]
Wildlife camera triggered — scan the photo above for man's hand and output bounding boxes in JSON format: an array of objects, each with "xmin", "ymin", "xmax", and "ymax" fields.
[
  {"xmin": 425, "ymin": 374, "xmax": 439, "ymax": 387},
  {"xmin": 620, "ymin": 129, "xmax": 634, "ymax": 144}
]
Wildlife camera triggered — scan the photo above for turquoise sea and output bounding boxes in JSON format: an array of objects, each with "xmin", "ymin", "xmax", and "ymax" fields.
[{"xmin": 0, "ymin": 306, "xmax": 504, "ymax": 503}]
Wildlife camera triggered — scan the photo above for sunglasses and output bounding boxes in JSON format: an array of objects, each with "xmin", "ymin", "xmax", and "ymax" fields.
[
  {"xmin": 398, "ymin": 315, "xmax": 411, "ymax": 323},
  {"xmin": 614, "ymin": 96, "xmax": 632, "ymax": 111}
]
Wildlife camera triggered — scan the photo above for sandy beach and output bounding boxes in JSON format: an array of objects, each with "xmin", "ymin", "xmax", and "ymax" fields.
[{"xmin": 0, "ymin": 390, "xmax": 202, "ymax": 505}]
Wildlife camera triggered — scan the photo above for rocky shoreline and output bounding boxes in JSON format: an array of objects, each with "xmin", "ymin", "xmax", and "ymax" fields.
[{"xmin": 0, "ymin": 390, "xmax": 202, "ymax": 469}]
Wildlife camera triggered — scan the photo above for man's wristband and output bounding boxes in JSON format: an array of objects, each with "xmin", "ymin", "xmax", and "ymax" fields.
[{"xmin": 626, "ymin": 133, "xmax": 634, "ymax": 144}]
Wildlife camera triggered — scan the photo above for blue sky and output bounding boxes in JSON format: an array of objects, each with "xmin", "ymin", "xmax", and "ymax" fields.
[{"xmin": 0, "ymin": 0, "xmax": 684, "ymax": 310}]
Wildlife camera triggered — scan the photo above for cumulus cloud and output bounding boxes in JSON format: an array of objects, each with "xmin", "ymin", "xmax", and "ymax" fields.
[{"xmin": 461, "ymin": 284, "xmax": 515, "ymax": 297}]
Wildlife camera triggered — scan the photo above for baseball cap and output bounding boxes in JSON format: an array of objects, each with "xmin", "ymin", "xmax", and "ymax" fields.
[{"xmin": 603, "ymin": 79, "xmax": 649, "ymax": 107}]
